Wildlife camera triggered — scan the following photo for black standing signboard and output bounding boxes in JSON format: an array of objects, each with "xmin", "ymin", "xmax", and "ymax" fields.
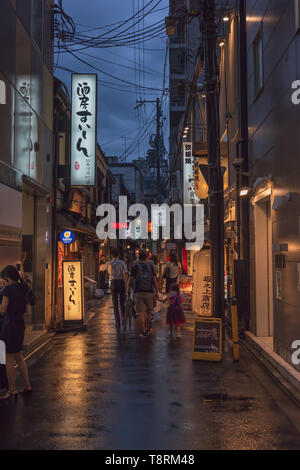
[{"xmin": 192, "ymin": 317, "xmax": 222, "ymax": 361}]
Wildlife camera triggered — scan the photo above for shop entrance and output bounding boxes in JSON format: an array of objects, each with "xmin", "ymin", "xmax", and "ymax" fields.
[
  {"xmin": 21, "ymin": 180, "xmax": 52, "ymax": 329},
  {"xmin": 254, "ymin": 192, "xmax": 273, "ymax": 345},
  {"xmin": 22, "ymin": 192, "xmax": 35, "ymax": 324}
]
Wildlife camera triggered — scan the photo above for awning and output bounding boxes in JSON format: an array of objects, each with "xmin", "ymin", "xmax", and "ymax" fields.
[
  {"xmin": 22, "ymin": 175, "xmax": 50, "ymax": 196},
  {"xmin": 56, "ymin": 212, "xmax": 97, "ymax": 238}
]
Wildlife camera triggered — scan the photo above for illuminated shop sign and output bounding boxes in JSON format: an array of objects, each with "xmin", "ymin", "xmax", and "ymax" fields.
[
  {"xmin": 62, "ymin": 260, "xmax": 84, "ymax": 322},
  {"xmin": 71, "ymin": 74, "xmax": 97, "ymax": 187},
  {"xmin": 60, "ymin": 230, "xmax": 75, "ymax": 245},
  {"xmin": 14, "ymin": 76, "xmax": 38, "ymax": 178},
  {"xmin": 183, "ymin": 142, "xmax": 200, "ymax": 205}
]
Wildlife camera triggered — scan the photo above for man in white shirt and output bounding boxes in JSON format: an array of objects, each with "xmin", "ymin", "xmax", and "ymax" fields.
[{"xmin": 107, "ymin": 247, "xmax": 128, "ymax": 330}]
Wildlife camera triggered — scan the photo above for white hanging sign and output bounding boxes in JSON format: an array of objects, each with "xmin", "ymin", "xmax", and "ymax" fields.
[
  {"xmin": 183, "ymin": 142, "xmax": 200, "ymax": 205},
  {"xmin": 71, "ymin": 74, "xmax": 97, "ymax": 187}
]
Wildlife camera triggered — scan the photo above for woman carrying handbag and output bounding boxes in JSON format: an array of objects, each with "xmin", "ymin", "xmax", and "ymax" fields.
[{"xmin": 163, "ymin": 252, "xmax": 182, "ymax": 294}]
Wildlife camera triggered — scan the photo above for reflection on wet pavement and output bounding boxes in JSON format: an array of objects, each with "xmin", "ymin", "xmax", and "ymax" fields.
[{"xmin": 0, "ymin": 296, "xmax": 299, "ymax": 450}]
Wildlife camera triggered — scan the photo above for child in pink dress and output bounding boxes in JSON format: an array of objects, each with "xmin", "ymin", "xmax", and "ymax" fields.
[{"xmin": 166, "ymin": 290, "xmax": 186, "ymax": 338}]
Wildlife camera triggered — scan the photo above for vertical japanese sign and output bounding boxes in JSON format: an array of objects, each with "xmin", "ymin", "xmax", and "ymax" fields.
[
  {"xmin": 71, "ymin": 74, "xmax": 97, "ymax": 187},
  {"xmin": 183, "ymin": 142, "xmax": 200, "ymax": 205},
  {"xmin": 200, "ymin": 275, "xmax": 213, "ymax": 315},
  {"xmin": 63, "ymin": 260, "xmax": 84, "ymax": 322},
  {"xmin": 15, "ymin": 76, "xmax": 37, "ymax": 179},
  {"xmin": 192, "ymin": 250, "xmax": 212, "ymax": 316}
]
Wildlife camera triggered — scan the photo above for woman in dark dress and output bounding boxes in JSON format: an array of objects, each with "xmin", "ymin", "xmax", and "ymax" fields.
[{"xmin": 0, "ymin": 265, "xmax": 32, "ymax": 399}]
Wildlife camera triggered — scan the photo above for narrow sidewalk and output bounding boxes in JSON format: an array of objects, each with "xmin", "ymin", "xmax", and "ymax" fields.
[{"xmin": 242, "ymin": 331, "xmax": 300, "ymax": 405}]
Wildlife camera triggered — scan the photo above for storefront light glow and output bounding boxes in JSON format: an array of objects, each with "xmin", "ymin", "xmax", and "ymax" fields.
[
  {"xmin": 240, "ymin": 188, "xmax": 250, "ymax": 197},
  {"xmin": 62, "ymin": 260, "xmax": 84, "ymax": 323}
]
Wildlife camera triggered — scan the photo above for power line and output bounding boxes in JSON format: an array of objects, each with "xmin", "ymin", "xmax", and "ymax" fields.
[
  {"xmin": 65, "ymin": 47, "xmax": 165, "ymax": 92},
  {"xmin": 56, "ymin": 0, "xmax": 166, "ymax": 52}
]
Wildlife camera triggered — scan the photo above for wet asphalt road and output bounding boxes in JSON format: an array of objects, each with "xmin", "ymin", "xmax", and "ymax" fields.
[{"xmin": 0, "ymin": 296, "xmax": 300, "ymax": 450}]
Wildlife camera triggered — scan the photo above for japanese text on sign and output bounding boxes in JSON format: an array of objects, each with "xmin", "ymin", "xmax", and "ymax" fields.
[
  {"xmin": 183, "ymin": 142, "xmax": 200, "ymax": 205},
  {"xmin": 201, "ymin": 275, "xmax": 212, "ymax": 315},
  {"xmin": 63, "ymin": 260, "xmax": 84, "ymax": 322},
  {"xmin": 71, "ymin": 74, "xmax": 97, "ymax": 186}
]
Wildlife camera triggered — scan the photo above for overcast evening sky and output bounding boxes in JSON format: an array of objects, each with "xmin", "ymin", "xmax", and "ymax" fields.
[{"xmin": 55, "ymin": 0, "xmax": 169, "ymax": 162}]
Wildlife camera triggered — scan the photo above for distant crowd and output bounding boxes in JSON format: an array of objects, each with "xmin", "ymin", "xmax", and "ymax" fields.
[{"xmin": 101, "ymin": 247, "xmax": 186, "ymax": 339}]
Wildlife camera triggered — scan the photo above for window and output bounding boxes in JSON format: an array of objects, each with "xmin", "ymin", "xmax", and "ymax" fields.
[
  {"xmin": 253, "ymin": 27, "xmax": 263, "ymax": 97},
  {"xmin": 31, "ymin": 0, "xmax": 43, "ymax": 51}
]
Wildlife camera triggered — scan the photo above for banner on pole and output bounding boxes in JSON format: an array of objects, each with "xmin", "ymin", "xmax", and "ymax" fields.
[{"xmin": 183, "ymin": 142, "xmax": 200, "ymax": 205}]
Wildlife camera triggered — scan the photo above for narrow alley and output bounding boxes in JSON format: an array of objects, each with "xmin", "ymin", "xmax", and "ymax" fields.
[{"xmin": 0, "ymin": 298, "xmax": 299, "ymax": 451}]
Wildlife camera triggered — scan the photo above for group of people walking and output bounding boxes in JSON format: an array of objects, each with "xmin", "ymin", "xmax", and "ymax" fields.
[
  {"xmin": 105, "ymin": 248, "xmax": 186, "ymax": 339},
  {"xmin": 0, "ymin": 249, "xmax": 186, "ymax": 399}
]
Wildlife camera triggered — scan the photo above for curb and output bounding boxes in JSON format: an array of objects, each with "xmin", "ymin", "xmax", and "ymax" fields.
[
  {"xmin": 23, "ymin": 330, "xmax": 56, "ymax": 359},
  {"xmin": 240, "ymin": 335, "xmax": 300, "ymax": 407}
]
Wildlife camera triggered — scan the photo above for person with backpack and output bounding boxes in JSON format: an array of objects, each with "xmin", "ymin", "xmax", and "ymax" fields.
[
  {"xmin": 130, "ymin": 250, "xmax": 159, "ymax": 337},
  {"xmin": 107, "ymin": 247, "xmax": 128, "ymax": 331},
  {"xmin": 0, "ymin": 265, "xmax": 32, "ymax": 400}
]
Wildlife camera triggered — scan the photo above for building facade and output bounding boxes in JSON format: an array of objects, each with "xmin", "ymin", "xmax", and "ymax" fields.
[
  {"xmin": 0, "ymin": 0, "xmax": 54, "ymax": 329},
  {"xmin": 245, "ymin": 0, "xmax": 300, "ymax": 371},
  {"xmin": 106, "ymin": 157, "xmax": 144, "ymax": 204},
  {"xmin": 217, "ymin": 0, "xmax": 300, "ymax": 371},
  {"xmin": 168, "ymin": 0, "xmax": 188, "ymax": 201}
]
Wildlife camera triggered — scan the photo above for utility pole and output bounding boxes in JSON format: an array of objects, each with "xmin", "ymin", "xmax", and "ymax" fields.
[
  {"xmin": 236, "ymin": 0, "xmax": 250, "ymax": 327},
  {"xmin": 201, "ymin": 0, "xmax": 225, "ymax": 321},
  {"xmin": 135, "ymin": 97, "xmax": 162, "ymax": 198},
  {"xmin": 156, "ymin": 97, "xmax": 161, "ymax": 195}
]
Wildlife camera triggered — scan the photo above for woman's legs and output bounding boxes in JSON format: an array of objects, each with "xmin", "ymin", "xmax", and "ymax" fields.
[
  {"xmin": 14, "ymin": 352, "xmax": 31, "ymax": 389},
  {"xmin": 5, "ymin": 353, "xmax": 17, "ymax": 392},
  {"xmin": 176, "ymin": 325, "xmax": 181, "ymax": 338}
]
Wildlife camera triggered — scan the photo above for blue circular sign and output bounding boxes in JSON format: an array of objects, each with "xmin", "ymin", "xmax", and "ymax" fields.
[{"xmin": 60, "ymin": 230, "xmax": 75, "ymax": 245}]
